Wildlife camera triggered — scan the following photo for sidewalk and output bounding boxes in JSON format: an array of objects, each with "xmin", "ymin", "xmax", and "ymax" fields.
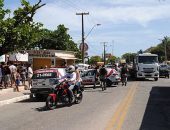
[{"xmin": 0, "ymin": 84, "xmax": 31, "ymax": 107}]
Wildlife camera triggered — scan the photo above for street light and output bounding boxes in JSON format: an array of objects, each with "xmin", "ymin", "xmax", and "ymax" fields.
[{"xmin": 84, "ymin": 24, "xmax": 101, "ymax": 40}]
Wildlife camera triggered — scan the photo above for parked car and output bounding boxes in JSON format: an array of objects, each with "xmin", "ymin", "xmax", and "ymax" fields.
[
  {"xmin": 81, "ymin": 68, "xmax": 121, "ymax": 87},
  {"xmin": 81, "ymin": 69, "xmax": 100, "ymax": 88},
  {"xmin": 159, "ymin": 64, "xmax": 170, "ymax": 78},
  {"xmin": 30, "ymin": 68, "xmax": 66, "ymax": 99}
]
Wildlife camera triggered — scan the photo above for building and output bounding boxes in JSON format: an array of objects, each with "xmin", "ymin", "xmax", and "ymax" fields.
[{"xmin": 27, "ymin": 50, "xmax": 77, "ymax": 70}]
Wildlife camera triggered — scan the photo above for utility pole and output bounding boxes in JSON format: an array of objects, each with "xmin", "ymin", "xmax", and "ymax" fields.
[
  {"xmin": 101, "ymin": 42, "xmax": 108, "ymax": 65},
  {"xmin": 112, "ymin": 40, "xmax": 114, "ymax": 56},
  {"xmin": 76, "ymin": 12, "xmax": 89, "ymax": 64}
]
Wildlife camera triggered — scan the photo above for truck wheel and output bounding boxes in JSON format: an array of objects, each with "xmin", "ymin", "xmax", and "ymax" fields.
[{"xmin": 154, "ymin": 78, "xmax": 158, "ymax": 81}]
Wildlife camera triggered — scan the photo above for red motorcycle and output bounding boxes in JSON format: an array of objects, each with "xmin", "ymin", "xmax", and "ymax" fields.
[{"xmin": 46, "ymin": 81, "xmax": 83, "ymax": 110}]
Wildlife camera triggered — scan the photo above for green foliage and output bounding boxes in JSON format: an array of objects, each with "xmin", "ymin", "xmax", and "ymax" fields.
[
  {"xmin": 150, "ymin": 36, "xmax": 170, "ymax": 62},
  {"xmin": 122, "ymin": 53, "xmax": 136, "ymax": 63},
  {"xmin": 0, "ymin": 0, "xmax": 45, "ymax": 56},
  {"xmin": 35, "ymin": 24, "xmax": 81, "ymax": 58},
  {"xmin": 106, "ymin": 56, "xmax": 117, "ymax": 64},
  {"xmin": 89, "ymin": 56, "xmax": 102, "ymax": 64}
]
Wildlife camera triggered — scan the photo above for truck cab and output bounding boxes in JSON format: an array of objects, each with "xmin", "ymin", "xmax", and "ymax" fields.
[{"xmin": 134, "ymin": 53, "xmax": 159, "ymax": 81}]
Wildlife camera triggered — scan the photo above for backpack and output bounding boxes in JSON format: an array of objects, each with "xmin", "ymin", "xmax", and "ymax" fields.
[
  {"xmin": 99, "ymin": 67, "xmax": 107, "ymax": 76},
  {"xmin": 121, "ymin": 67, "xmax": 128, "ymax": 74}
]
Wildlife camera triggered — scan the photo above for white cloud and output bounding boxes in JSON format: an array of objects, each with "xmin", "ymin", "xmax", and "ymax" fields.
[{"xmin": 34, "ymin": 1, "xmax": 170, "ymax": 30}]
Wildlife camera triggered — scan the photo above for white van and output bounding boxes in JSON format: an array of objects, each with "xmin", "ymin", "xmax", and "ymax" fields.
[{"xmin": 76, "ymin": 63, "xmax": 89, "ymax": 72}]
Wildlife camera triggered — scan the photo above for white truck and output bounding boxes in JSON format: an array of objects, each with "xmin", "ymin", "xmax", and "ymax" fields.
[{"xmin": 131, "ymin": 53, "xmax": 159, "ymax": 81}]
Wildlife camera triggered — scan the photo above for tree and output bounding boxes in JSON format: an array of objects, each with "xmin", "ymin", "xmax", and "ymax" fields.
[
  {"xmin": 89, "ymin": 56, "xmax": 102, "ymax": 65},
  {"xmin": 0, "ymin": 0, "xmax": 45, "ymax": 56},
  {"xmin": 35, "ymin": 24, "xmax": 81, "ymax": 58},
  {"xmin": 122, "ymin": 53, "xmax": 136, "ymax": 63},
  {"xmin": 106, "ymin": 56, "xmax": 117, "ymax": 64},
  {"xmin": 149, "ymin": 36, "xmax": 170, "ymax": 62}
]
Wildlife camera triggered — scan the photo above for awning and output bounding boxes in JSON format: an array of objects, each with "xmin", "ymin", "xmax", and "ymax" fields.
[
  {"xmin": 55, "ymin": 52, "xmax": 77, "ymax": 60},
  {"xmin": 56, "ymin": 56, "xmax": 77, "ymax": 60}
]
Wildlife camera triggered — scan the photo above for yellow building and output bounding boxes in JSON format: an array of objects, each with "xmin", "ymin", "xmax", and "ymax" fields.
[{"xmin": 27, "ymin": 50, "xmax": 77, "ymax": 70}]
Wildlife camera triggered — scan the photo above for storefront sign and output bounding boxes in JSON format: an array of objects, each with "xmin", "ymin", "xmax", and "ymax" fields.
[
  {"xmin": 27, "ymin": 50, "xmax": 55, "ymax": 57},
  {"xmin": 9, "ymin": 52, "xmax": 28, "ymax": 61}
]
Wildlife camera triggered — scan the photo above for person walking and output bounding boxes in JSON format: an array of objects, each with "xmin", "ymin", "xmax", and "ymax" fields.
[
  {"xmin": 93, "ymin": 66, "xmax": 99, "ymax": 89},
  {"xmin": 15, "ymin": 70, "xmax": 21, "ymax": 92},
  {"xmin": 120, "ymin": 63, "xmax": 128, "ymax": 86},
  {"xmin": 99, "ymin": 65, "xmax": 107, "ymax": 91},
  {"xmin": 3, "ymin": 64, "xmax": 11, "ymax": 89},
  {"xmin": 9, "ymin": 63, "xmax": 17, "ymax": 87},
  {"xmin": 0, "ymin": 64, "xmax": 2, "ymax": 87},
  {"xmin": 27, "ymin": 64, "xmax": 33, "ymax": 89},
  {"xmin": 20, "ymin": 64, "xmax": 26, "ymax": 86}
]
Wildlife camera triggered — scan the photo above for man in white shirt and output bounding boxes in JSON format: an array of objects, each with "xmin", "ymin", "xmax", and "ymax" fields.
[
  {"xmin": 27, "ymin": 64, "xmax": 33, "ymax": 89},
  {"xmin": 60, "ymin": 65, "xmax": 76, "ymax": 103},
  {"xmin": 9, "ymin": 63, "xmax": 17, "ymax": 87}
]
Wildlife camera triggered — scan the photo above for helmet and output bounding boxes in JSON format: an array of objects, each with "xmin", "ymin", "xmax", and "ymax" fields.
[{"xmin": 66, "ymin": 65, "xmax": 75, "ymax": 73}]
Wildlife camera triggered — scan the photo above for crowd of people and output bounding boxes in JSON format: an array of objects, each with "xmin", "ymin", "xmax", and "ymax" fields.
[
  {"xmin": 0, "ymin": 62, "xmax": 33, "ymax": 92},
  {"xmin": 0, "ymin": 61, "xmax": 129, "ymax": 95}
]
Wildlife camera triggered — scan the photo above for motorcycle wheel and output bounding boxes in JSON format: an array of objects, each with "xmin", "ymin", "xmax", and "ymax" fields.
[
  {"xmin": 106, "ymin": 79, "xmax": 112, "ymax": 87},
  {"xmin": 75, "ymin": 92, "xmax": 83, "ymax": 104},
  {"xmin": 46, "ymin": 96, "xmax": 57, "ymax": 110}
]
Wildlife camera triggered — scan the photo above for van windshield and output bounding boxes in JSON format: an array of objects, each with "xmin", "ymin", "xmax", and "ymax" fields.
[{"xmin": 32, "ymin": 72, "xmax": 57, "ymax": 79}]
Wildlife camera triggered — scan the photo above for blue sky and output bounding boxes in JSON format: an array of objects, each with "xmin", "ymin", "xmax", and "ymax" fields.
[{"xmin": 4, "ymin": 0, "xmax": 170, "ymax": 57}]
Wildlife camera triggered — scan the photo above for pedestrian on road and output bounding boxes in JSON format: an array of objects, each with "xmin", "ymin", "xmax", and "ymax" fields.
[
  {"xmin": 27, "ymin": 64, "xmax": 33, "ymax": 89},
  {"xmin": 15, "ymin": 70, "xmax": 21, "ymax": 92},
  {"xmin": 9, "ymin": 62, "xmax": 17, "ymax": 87},
  {"xmin": 3, "ymin": 64, "xmax": 11, "ymax": 89},
  {"xmin": 20, "ymin": 64, "xmax": 26, "ymax": 86},
  {"xmin": 120, "ymin": 63, "xmax": 128, "ymax": 86},
  {"xmin": 99, "ymin": 65, "xmax": 107, "ymax": 90},
  {"xmin": 0, "ymin": 64, "xmax": 2, "ymax": 87}
]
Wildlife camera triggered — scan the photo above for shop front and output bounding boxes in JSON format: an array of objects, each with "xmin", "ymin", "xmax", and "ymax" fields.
[{"xmin": 27, "ymin": 50, "xmax": 77, "ymax": 70}]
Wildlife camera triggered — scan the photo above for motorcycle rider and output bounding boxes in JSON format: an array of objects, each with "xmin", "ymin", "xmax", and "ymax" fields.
[{"xmin": 60, "ymin": 65, "xmax": 76, "ymax": 103}]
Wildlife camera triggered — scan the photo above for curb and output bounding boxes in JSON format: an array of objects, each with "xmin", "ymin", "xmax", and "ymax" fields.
[
  {"xmin": 0, "ymin": 95, "xmax": 30, "ymax": 107},
  {"xmin": 0, "ymin": 86, "xmax": 26, "ymax": 94}
]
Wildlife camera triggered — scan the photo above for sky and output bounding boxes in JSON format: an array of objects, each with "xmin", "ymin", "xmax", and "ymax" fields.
[{"xmin": 4, "ymin": 0, "xmax": 170, "ymax": 57}]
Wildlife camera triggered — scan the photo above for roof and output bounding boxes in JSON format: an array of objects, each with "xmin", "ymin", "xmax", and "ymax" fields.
[{"xmin": 138, "ymin": 53, "xmax": 158, "ymax": 56}]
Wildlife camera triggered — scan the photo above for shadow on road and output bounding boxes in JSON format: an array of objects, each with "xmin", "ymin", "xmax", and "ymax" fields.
[
  {"xmin": 34, "ymin": 103, "xmax": 75, "ymax": 112},
  {"xmin": 140, "ymin": 86, "xmax": 170, "ymax": 130}
]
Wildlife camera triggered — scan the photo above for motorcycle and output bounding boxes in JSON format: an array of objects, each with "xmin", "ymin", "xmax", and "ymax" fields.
[{"xmin": 46, "ymin": 80, "xmax": 83, "ymax": 110}]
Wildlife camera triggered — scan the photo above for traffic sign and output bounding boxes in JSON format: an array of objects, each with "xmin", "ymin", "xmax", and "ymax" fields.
[{"xmin": 79, "ymin": 43, "xmax": 89, "ymax": 51}]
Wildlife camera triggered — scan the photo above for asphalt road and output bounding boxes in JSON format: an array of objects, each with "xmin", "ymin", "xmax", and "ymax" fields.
[{"xmin": 0, "ymin": 78, "xmax": 170, "ymax": 130}]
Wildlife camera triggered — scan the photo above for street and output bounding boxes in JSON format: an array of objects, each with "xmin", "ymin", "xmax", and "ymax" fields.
[{"xmin": 0, "ymin": 78, "xmax": 170, "ymax": 130}]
